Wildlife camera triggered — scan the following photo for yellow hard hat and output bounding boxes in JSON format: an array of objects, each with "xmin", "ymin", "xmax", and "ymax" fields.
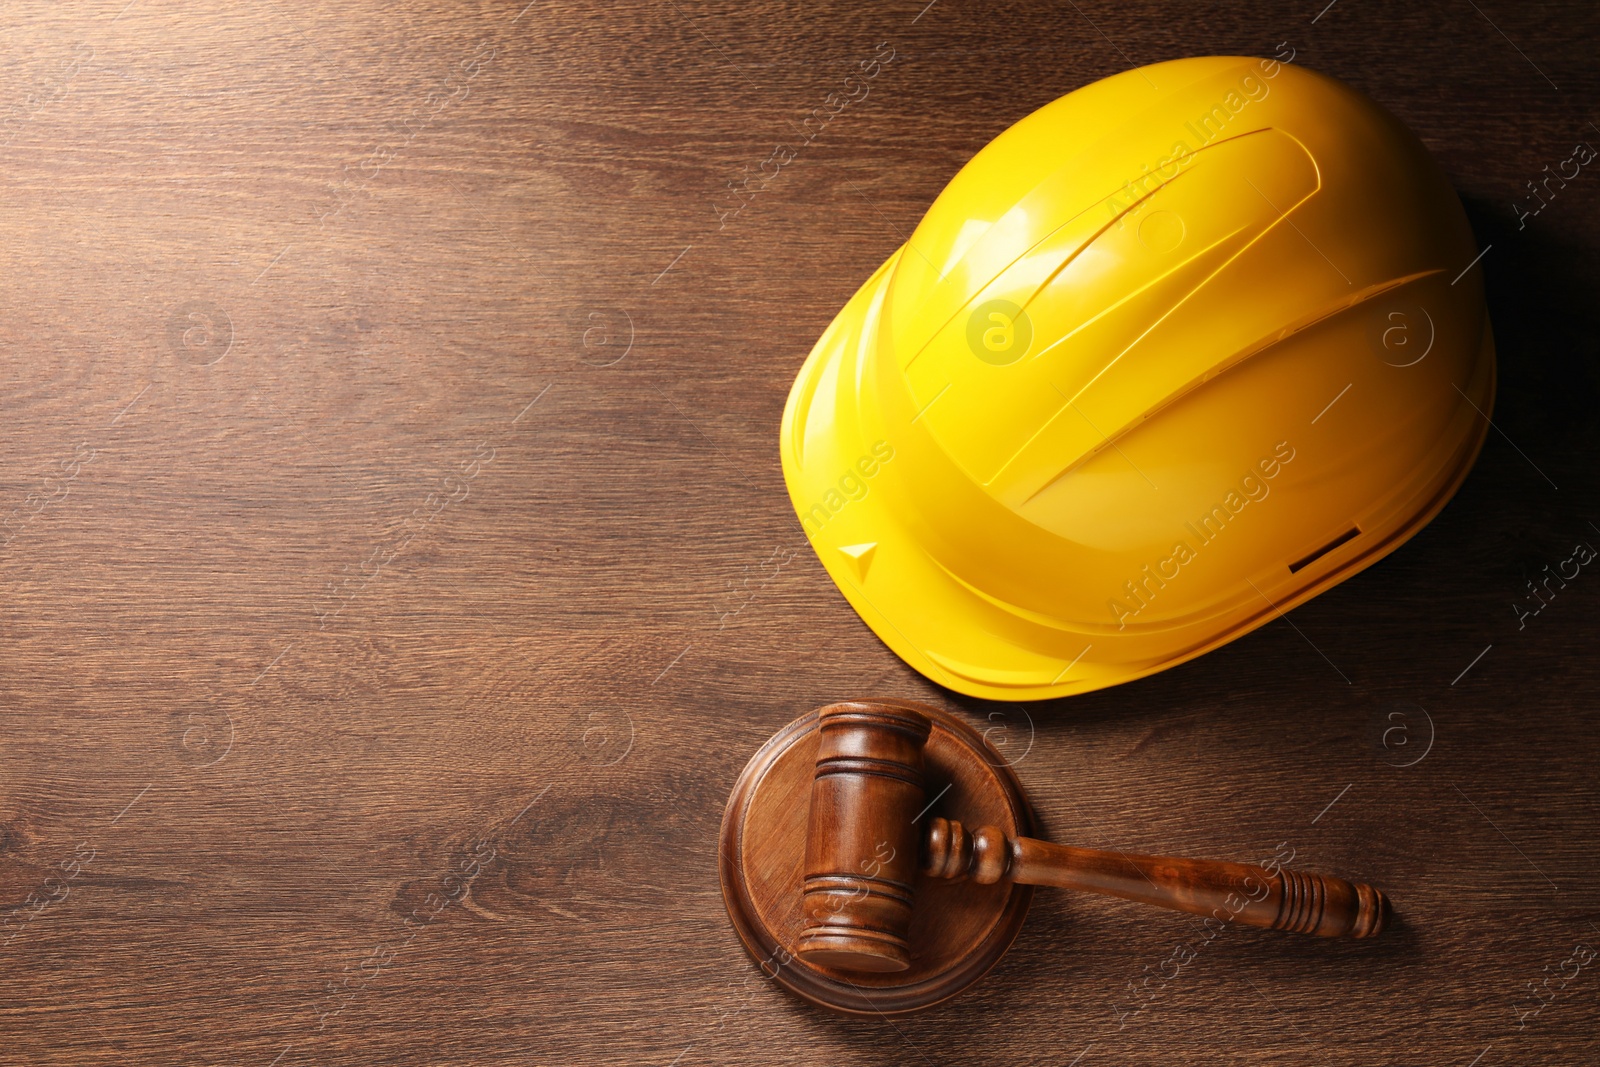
[{"xmin": 780, "ymin": 56, "xmax": 1494, "ymax": 701}]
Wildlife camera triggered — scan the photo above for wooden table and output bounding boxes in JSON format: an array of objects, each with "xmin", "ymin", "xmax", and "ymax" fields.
[{"xmin": 3, "ymin": 1, "xmax": 1598, "ymax": 1063}]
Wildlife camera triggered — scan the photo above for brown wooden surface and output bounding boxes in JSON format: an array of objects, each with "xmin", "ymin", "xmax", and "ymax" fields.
[{"xmin": 2, "ymin": 0, "xmax": 1599, "ymax": 1063}]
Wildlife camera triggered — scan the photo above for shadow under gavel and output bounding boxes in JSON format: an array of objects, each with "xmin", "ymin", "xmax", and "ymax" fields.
[{"xmin": 795, "ymin": 703, "xmax": 1386, "ymax": 974}]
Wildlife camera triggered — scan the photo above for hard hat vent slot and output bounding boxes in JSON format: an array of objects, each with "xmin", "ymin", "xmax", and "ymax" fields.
[{"xmin": 1289, "ymin": 526, "xmax": 1362, "ymax": 574}]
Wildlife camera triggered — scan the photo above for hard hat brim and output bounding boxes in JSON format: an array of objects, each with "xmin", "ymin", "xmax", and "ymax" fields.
[{"xmin": 781, "ymin": 246, "xmax": 1496, "ymax": 703}]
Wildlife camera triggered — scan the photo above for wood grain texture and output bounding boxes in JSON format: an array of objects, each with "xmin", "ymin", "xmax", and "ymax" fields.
[{"xmin": 1, "ymin": 0, "xmax": 1598, "ymax": 1063}]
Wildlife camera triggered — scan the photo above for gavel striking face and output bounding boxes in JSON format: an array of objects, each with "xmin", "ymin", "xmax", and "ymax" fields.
[{"xmin": 793, "ymin": 703, "xmax": 1385, "ymax": 975}]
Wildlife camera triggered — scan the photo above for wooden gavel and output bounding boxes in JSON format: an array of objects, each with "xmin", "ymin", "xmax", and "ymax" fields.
[{"xmin": 794, "ymin": 703, "xmax": 1386, "ymax": 973}]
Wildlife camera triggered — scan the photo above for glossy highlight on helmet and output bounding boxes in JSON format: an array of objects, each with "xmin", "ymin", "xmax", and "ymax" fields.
[{"xmin": 780, "ymin": 56, "xmax": 1495, "ymax": 701}]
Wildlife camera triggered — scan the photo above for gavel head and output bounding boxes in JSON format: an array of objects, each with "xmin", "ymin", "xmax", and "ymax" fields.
[{"xmin": 794, "ymin": 702, "xmax": 933, "ymax": 973}]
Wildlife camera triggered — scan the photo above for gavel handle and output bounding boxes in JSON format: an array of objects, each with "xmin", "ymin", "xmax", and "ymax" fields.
[{"xmin": 922, "ymin": 818, "xmax": 1385, "ymax": 938}]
